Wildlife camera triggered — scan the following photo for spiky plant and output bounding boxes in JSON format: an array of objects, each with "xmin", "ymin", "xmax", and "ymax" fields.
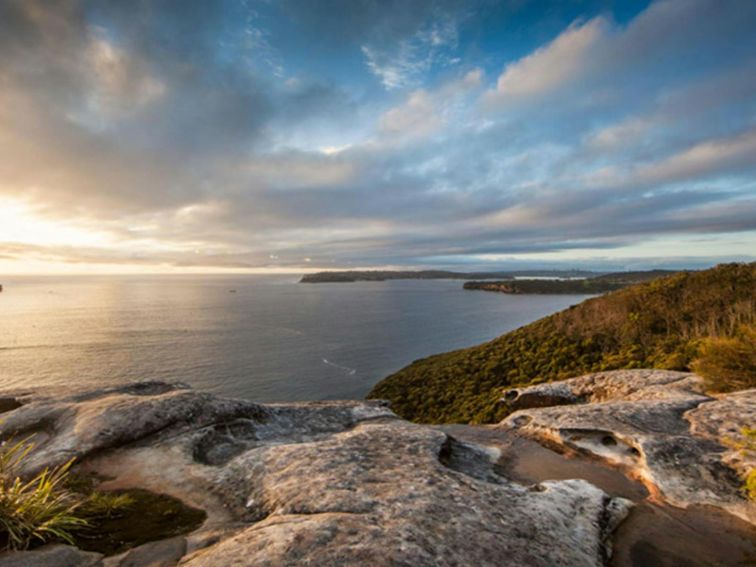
[
  {"xmin": 78, "ymin": 491, "xmax": 135, "ymax": 520},
  {"xmin": 0, "ymin": 438, "xmax": 88, "ymax": 550},
  {"xmin": 738, "ymin": 428, "xmax": 756, "ymax": 501}
]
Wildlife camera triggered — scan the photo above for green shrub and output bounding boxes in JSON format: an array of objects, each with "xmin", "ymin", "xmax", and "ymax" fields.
[
  {"xmin": 745, "ymin": 470, "xmax": 756, "ymax": 501},
  {"xmin": 0, "ymin": 441, "xmax": 201, "ymax": 554},
  {"xmin": 723, "ymin": 428, "xmax": 756, "ymax": 501},
  {"xmin": 0, "ymin": 439, "xmax": 87, "ymax": 550},
  {"xmin": 692, "ymin": 326, "xmax": 756, "ymax": 392}
]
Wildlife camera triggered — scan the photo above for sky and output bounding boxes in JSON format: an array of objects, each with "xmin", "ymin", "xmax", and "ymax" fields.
[{"xmin": 0, "ymin": 0, "xmax": 755, "ymax": 274}]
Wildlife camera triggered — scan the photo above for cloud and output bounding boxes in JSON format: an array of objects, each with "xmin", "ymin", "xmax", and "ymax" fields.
[
  {"xmin": 634, "ymin": 129, "xmax": 756, "ymax": 186},
  {"xmin": 583, "ymin": 128, "xmax": 756, "ymax": 190},
  {"xmin": 242, "ymin": 152, "xmax": 358, "ymax": 190},
  {"xmin": 485, "ymin": 17, "xmax": 608, "ymax": 105},
  {"xmin": 379, "ymin": 90, "xmax": 441, "ymax": 138},
  {"xmin": 362, "ymin": 14, "xmax": 457, "ymax": 90},
  {"xmin": 0, "ymin": 0, "xmax": 754, "ymax": 272},
  {"xmin": 483, "ymin": 0, "xmax": 756, "ymax": 114},
  {"xmin": 360, "ymin": 10, "xmax": 463, "ymax": 89},
  {"xmin": 585, "ymin": 117, "xmax": 654, "ymax": 152},
  {"xmin": 376, "ymin": 68, "xmax": 483, "ymax": 142},
  {"xmin": 82, "ymin": 33, "xmax": 167, "ymax": 123}
]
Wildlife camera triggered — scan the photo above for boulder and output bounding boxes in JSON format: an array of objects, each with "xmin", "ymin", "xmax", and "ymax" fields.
[{"xmin": 108, "ymin": 537, "xmax": 187, "ymax": 567}]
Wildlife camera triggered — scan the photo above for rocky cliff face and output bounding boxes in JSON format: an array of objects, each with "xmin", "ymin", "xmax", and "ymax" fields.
[{"xmin": 0, "ymin": 370, "xmax": 753, "ymax": 566}]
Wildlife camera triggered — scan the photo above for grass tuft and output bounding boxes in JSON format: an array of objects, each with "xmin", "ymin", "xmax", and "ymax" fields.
[{"xmin": 0, "ymin": 438, "xmax": 88, "ymax": 550}]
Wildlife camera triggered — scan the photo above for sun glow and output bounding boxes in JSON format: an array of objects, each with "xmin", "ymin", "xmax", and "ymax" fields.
[
  {"xmin": 0, "ymin": 197, "xmax": 324, "ymax": 274},
  {"xmin": 0, "ymin": 197, "xmax": 113, "ymax": 248}
]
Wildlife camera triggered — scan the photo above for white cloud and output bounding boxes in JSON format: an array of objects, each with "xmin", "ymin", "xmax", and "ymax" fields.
[
  {"xmin": 81, "ymin": 34, "xmax": 166, "ymax": 125},
  {"xmin": 581, "ymin": 128, "xmax": 756, "ymax": 191},
  {"xmin": 1, "ymin": 0, "xmax": 754, "ymax": 271},
  {"xmin": 319, "ymin": 144, "xmax": 353, "ymax": 156},
  {"xmin": 635, "ymin": 128, "xmax": 756, "ymax": 185},
  {"xmin": 376, "ymin": 68, "xmax": 484, "ymax": 142},
  {"xmin": 361, "ymin": 15, "xmax": 460, "ymax": 90},
  {"xmin": 362, "ymin": 46, "xmax": 407, "ymax": 90},
  {"xmin": 485, "ymin": 17, "xmax": 609, "ymax": 106},
  {"xmin": 584, "ymin": 116, "xmax": 655, "ymax": 151},
  {"xmin": 379, "ymin": 90, "xmax": 441, "ymax": 138},
  {"xmin": 242, "ymin": 153, "xmax": 357, "ymax": 190}
]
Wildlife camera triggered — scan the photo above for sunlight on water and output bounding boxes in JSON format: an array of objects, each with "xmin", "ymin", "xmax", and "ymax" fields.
[{"xmin": 0, "ymin": 275, "xmax": 589, "ymax": 402}]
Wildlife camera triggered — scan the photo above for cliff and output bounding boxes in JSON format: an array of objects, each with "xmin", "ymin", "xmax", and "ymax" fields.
[{"xmin": 369, "ymin": 263, "xmax": 755, "ymax": 423}]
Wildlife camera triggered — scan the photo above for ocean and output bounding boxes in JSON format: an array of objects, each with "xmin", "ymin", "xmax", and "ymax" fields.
[{"xmin": 0, "ymin": 275, "xmax": 590, "ymax": 401}]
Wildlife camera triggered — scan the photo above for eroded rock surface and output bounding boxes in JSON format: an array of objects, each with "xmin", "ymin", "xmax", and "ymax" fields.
[
  {"xmin": 0, "ymin": 382, "xmax": 630, "ymax": 567},
  {"xmin": 501, "ymin": 370, "xmax": 756, "ymax": 524}
]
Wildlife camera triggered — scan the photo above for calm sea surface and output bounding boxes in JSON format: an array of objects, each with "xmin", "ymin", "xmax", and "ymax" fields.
[{"xmin": 0, "ymin": 275, "xmax": 590, "ymax": 401}]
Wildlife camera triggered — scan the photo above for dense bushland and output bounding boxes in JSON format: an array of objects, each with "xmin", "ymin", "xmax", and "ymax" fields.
[
  {"xmin": 463, "ymin": 279, "xmax": 627, "ymax": 294},
  {"xmin": 368, "ymin": 263, "xmax": 755, "ymax": 424},
  {"xmin": 463, "ymin": 269, "xmax": 679, "ymax": 295}
]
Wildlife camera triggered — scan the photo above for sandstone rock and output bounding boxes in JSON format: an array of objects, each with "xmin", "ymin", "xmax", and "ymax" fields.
[
  {"xmin": 0, "ymin": 545, "xmax": 103, "ymax": 567},
  {"xmin": 686, "ymin": 390, "xmax": 756, "ymax": 479},
  {"xmin": 501, "ymin": 369, "xmax": 707, "ymax": 410},
  {"xmin": 501, "ymin": 370, "xmax": 756, "ymax": 524},
  {"xmin": 0, "ymin": 381, "xmax": 267, "ymax": 477},
  {"xmin": 111, "ymin": 537, "xmax": 186, "ymax": 567},
  {"xmin": 0, "ymin": 382, "xmax": 630, "ymax": 567}
]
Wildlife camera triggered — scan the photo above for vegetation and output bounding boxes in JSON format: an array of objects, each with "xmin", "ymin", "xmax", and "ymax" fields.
[
  {"xmin": 368, "ymin": 263, "xmax": 755, "ymax": 424},
  {"xmin": 741, "ymin": 428, "xmax": 756, "ymax": 501},
  {"xmin": 591, "ymin": 269, "xmax": 679, "ymax": 284},
  {"xmin": 692, "ymin": 326, "xmax": 756, "ymax": 392},
  {"xmin": 0, "ymin": 440, "xmax": 206, "ymax": 555},
  {"xmin": 723, "ymin": 428, "xmax": 756, "ymax": 501},
  {"xmin": 0, "ymin": 438, "xmax": 86, "ymax": 550},
  {"xmin": 463, "ymin": 279, "xmax": 626, "ymax": 294},
  {"xmin": 63, "ymin": 470, "xmax": 205, "ymax": 555},
  {"xmin": 300, "ymin": 269, "xmax": 598, "ymax": 283},
  {"xmin": 463, "ymin": 269, "xmax": 680, "ymax": 295},
  {"xmin": 73, "ymin": 488, "xmax": 206, "ymax": 556},
  {"xmin": 745, "ymin": 470, "xmax": 756, "ymax": 501}
]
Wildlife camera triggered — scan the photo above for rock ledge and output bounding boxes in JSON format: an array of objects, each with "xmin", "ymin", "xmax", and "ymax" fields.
[
  {"xmin": 1, "ymin": 381, "xmax": 631, "ymax": 567},
  {"xmin": 501, "ymin": 370, "xmax": 756, "ymax": 524}
]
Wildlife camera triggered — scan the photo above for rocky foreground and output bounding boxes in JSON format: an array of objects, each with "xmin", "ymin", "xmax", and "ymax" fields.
[
  {"xmin": 501, "ymin": 369, "xmax": 756, "ymax": 525},
  {"xmin": 0, "ymin": 370, "xmax": 754, "ymax": 566}
]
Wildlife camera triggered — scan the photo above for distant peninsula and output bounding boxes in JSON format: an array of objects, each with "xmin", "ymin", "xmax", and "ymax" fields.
[
  {"xmin": 463, "ymin": 269, "xmax": 680, "ymax": 295},
  {"xmin": 300, "ymin": 269, "xmax": 599, "ymax": 283}
]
